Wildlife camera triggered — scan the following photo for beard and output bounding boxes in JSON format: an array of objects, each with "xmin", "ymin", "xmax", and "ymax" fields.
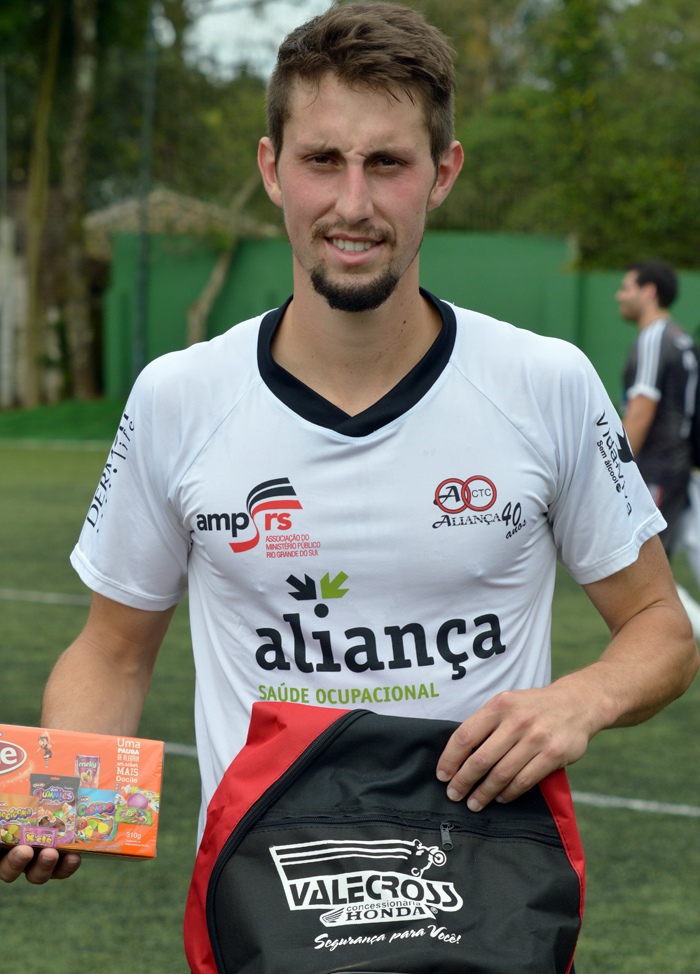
[
  {"xmin": 309, "ymin": 262, "xmax": 401, "ymax": 313},
  {"xmin": 303, "ymin": 220, "xmax": 411, "ymax": 313}
]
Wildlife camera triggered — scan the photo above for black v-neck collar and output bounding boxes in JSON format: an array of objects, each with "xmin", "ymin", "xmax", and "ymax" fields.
[{"xmin": 257, "ymin": 288, "xmax": 456, "ymax": 437}]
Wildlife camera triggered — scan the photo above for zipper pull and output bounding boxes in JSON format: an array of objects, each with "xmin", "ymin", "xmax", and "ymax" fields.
[{"xmin": 440, "ymin": 822, "xmax": 454, "ymax": 851}]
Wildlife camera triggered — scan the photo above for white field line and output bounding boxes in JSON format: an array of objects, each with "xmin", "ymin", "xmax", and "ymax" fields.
[
  {"xmin": 0, "ymin": 588, "xmax": 91, "ymax": 606},
  {"xmin": 157, "ymin": 746, "xmax": 700, "ymax": 817},
  {"xmin": 164, "ymin": 742, "xmax": 198, "ymax": 758},
  {"xmin": 0, "ymin": 438, "xmax": 111, "ymax": 452},
  {"xmin": 571, "ymin": 791, "xmax": 700, "ymax": 817},
  {"xmin": 5, "ymin": 592, "xmax": 700, "ymax": 818}
]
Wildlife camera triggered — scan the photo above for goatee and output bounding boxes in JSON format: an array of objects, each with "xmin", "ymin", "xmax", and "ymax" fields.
[{"xmin": 310, "ymin": 264, "xmax": 400, "ymax": 313}]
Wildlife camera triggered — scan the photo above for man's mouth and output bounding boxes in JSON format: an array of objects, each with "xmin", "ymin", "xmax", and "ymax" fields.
[{"xmin": 329, "ymin": 238, "xmax": 377, "ymax": 253}]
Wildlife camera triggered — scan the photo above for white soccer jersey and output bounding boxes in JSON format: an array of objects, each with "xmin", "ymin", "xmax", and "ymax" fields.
[{"xmin": 71, "ymin": 292, "xmax": 664, "ymax": 840}]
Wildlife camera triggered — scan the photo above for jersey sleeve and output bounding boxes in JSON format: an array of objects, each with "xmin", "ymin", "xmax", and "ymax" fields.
[
  {"xmin": 70, "ymin": 360, "xmax": 192, "ymax": 610},
  {"xmin": 545, "ymin": 343, "xmax": 666, "ymax": 584},
  {"xmin": 626, "ymin": 322, "xmax": 665, "ymax": 401}
]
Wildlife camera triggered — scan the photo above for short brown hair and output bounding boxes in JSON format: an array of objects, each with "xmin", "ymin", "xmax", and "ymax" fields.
[
  {"xmin": 627, "ymin": 260, "xmax": 678, "ymax": 309},
  {"xmin": 266, "ymin": 2, "xmax": 456, "ymax": 168}
]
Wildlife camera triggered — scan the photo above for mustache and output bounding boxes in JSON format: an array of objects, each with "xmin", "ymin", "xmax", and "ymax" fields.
[{"xmin": 311, "ymin": 222, "xmax": 396, "ymax": 246}]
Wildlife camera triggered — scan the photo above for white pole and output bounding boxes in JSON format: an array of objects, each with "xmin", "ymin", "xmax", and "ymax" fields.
[{"xmin": 0, "ymin": 214, "xmax": 16, "ymax": 408}]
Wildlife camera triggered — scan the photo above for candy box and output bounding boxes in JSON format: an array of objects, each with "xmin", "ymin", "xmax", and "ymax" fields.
[
  {"xmin": 75, "ymin": 754, "xmax": 100, "ymax": 788},
  {"xmin": 30, "ymin": 773, "xmax": 79, "ymax": 843},
  {"xmin": 75, "ymin": 788, "xmax": 118, "ymax": 848},
  {"xmin": 0, "ymin": 793, "xmax": 40, "ymax": 845},
  {"xmin": 0, "ymin": 724, "xmax": 163, "ymax": 859}
]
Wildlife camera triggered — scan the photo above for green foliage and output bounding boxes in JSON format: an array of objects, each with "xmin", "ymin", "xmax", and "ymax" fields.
[
  {"xmin": 5, "ymin": 0, "xmax": 700, "ymax": 269},
  {"xmin": 427, "ymin": 0, "xmax": 700, "ymax": 267},
  {"xmin": 4, "ymin": 0, "xmax": 281, "ymax": 224}
]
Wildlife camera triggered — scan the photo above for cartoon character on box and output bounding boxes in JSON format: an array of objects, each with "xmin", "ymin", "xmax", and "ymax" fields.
[{"xmin": 35, "ymin": 731, "xmax": 53, "ymax": 769}]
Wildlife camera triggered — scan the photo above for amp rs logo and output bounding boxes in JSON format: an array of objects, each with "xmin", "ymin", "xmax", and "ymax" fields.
[{"xmin": 195, "ymin": 477, "xmax": 302, "ymax": 553}]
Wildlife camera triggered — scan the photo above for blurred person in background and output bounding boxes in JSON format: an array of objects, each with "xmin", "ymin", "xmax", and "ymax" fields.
[{"xmin": 617, "ymin": 260, "xmax": 700, "ymax": 631}]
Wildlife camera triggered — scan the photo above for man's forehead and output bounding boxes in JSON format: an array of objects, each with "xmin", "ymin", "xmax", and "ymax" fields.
[{"xmin": 284, "ymin": 73, "xmax": 428, "ymax": 136}]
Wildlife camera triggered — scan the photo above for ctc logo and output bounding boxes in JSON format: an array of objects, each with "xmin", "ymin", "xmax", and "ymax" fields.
[{"xmin": 435, "ymin": 476, "xmax": 497, "ymax": 513}]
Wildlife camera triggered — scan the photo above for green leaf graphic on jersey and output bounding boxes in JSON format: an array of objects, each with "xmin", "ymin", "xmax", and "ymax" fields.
[{"xmin": 320, "ymin": 572, "xmax": 349, "ymax": 599}]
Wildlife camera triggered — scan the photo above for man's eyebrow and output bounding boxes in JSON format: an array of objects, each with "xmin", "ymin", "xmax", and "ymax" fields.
[
  {"xmin": 295, "ymin": 141, "xmax": 336, "ymax": 154},
  {"xmin": 295, "ymin": 141, "xmax": 414, "ymax": 158}
]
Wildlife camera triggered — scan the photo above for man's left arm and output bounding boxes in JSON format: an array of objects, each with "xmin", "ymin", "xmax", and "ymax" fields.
[
  {"xmin": 623, "ymin": 393, "xmax": 658, "ymax": 456},
  {"xmin": 436, "ymin": 535, "xmax": 699, "ymax": 810}
]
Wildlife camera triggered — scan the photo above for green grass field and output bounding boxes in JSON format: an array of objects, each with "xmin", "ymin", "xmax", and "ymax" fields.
[{"xmin": 1, "ymin": 403, "xmax": 700, "ymax": 972}]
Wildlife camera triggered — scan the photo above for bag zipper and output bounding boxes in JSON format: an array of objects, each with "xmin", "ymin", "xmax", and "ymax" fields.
[
  {"xmin": 206, "ymin": 708, "xmax": 369, "ymax": 973},
  {"xmin": 249, "ymin": 812, "xmax": 562, "ymax": 849},
  {"xmin": 440, "ymin": 822, "xmax": 454, "ymax": 850}
]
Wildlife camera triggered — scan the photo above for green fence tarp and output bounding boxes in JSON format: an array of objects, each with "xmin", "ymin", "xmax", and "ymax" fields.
[{"xmin": 103, "ymin": 231, "xmax": 700, "ymax": 408}]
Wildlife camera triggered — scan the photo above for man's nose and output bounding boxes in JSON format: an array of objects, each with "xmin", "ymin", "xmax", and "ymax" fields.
[{"xmin": 334, "ymin": 166, "xmax": 374, "ymax": 225}]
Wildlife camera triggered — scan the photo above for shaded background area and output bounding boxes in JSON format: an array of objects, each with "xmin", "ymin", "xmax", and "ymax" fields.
[
  {"xmin": 1, "ymin": 0, "xmax": 700, "ymax": 407},
  {"xmin": 100, "ymin": 231, "xmax": 700, "ymax": 401}
]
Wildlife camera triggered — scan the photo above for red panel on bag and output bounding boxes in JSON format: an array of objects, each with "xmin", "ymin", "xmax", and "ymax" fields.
[
  {"xmin": 539, "ymin": 767, "xmax": 586, "ymax": 974},
  {"xmin": 184, "ymin": 702, "xmax": 348, "ymax": 974}
]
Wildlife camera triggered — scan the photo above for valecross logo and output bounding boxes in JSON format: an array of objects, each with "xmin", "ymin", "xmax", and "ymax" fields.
[{"xmin": 270, "ymin": 837, "xmax": 462, "ymax": 929}]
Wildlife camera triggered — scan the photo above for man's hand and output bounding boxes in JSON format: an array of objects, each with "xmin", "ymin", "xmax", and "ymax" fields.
[
  {"xmin": 436, "ymin": 536, "xmax": 699, "ymax": 810},
  {"xmin": 436, "ymin": 681, "xmax": 594, "ymax": 812},
  {"xmin": 1, "ymin": 593, "xmax": 175, "ymax": 885},
  {"xmin": 0, "ymin": 844, "xmax": 81, "ymax": 884}
]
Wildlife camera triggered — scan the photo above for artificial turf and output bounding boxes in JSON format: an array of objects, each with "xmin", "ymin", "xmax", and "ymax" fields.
[{"xmin": 1, "ymin": 417, "xmax": 699, "ymax": 972}]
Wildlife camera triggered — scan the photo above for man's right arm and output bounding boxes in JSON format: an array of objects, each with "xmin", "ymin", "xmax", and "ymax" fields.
[{"xmin": 0, "ymin": 593, "xmax": 176, "ymax": 885}]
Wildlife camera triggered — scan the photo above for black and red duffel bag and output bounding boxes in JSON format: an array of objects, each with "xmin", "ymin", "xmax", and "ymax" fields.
[{"xmin": 185, "ymin": 702, "xmax": 584, "ymax": 974}]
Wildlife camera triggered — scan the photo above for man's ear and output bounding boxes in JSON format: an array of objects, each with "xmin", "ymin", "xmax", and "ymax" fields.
[
  {"xmin": 640, "ymin": 281, "xmax": 660, "ymax": 307},
  {"xmin": 427, "ymin": 141, "xmax": 464, "ymax": 212},
  {"xmin": 258, "ymin": 137, "xmax": 283, "ymax": 209}
]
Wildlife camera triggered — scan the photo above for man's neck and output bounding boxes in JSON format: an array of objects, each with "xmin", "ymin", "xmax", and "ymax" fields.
[
  {"xmin": 637, "ymin": 307, "xmax": 670, "ymax": 331},
  {"xmin": 270, "ymin": 262, "xmax": 442, "ymax": 416}
]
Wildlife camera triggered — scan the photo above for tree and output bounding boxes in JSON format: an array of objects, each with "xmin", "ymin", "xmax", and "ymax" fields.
[
  {"xmin": 62, "ymin": 0, "xmax": 99, "ymax": 399},
  {"xmin": 22, "ymin": 1, "xmax": 66, "ymax": 407},
  {"xmin": 429, "ymin": 0, "xmax": 700, "ymax": 268},
  {"xmin": 3, "ymin": 0, "xmax": 281, "ymax": 403}
]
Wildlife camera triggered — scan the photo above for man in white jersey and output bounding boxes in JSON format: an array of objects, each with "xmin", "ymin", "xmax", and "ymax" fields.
[{"xmin": 3, "ymin": 2, "xmax": 697, "ymax": 890}]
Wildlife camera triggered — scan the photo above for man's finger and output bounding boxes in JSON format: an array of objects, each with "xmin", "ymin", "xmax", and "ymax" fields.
[
  {"xmin": 21, "ymin": 847, "xmax": 61, "ymax": 885},
  {"xmin": 0, "ymin": 845, "xmax": 35, "ymax": 883},
  {"xmin": 0, "ymin": 846, "xmax": 81, "ymax": 885},
  {"xmin": 24, "ymin": 849, "xmax": 82, "ymax": 884},
  {"xmin": 49, "ymin": 852, "xmax": 82, "ymax": 880},
  {"xmin": 463, "ymin": 750, "xmax": 557, "ymax": 812},
  {"xmin": 436, "ymin": 708, "xmax": 503, "ymax": 784}
]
